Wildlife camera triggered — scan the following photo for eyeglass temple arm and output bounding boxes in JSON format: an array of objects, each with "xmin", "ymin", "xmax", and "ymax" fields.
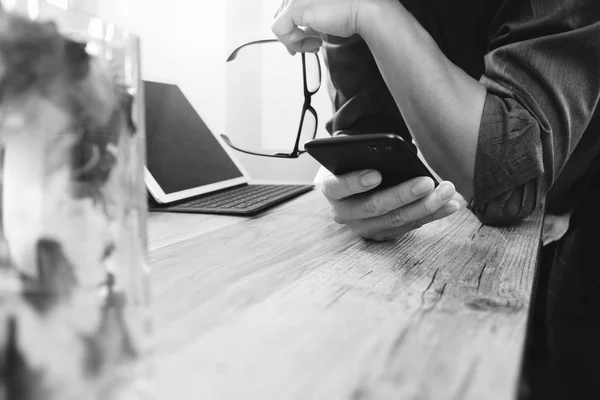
[
  {"xmin": 220, "ymin": 134, "xmax": 296, "ymax": 158},
  {"xmin": 226, "ymin": 39, "xmax": 280, "ymax": 62}
]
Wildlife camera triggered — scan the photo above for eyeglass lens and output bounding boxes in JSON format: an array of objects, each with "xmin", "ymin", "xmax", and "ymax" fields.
[
  {"xmin": 298, "ymin": 108, "xmax": 317, "ymax": 152},
  {"xmin": 304, "ymin": 53, "xmax": 321, "ymax": 95},
  {"xmin": 226, "ymin": 41, "xmax": 320, "ymax": 155}
]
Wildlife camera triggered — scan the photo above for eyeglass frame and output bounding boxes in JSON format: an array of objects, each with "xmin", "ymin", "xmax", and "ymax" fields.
[{"xmin": 220, "ymin": 39, "xmax": 321, "ymax": 159}]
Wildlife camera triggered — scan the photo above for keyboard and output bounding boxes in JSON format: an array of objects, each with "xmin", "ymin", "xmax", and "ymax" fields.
[{"xmin": 149, "ymin": 184, "xmax": 313, "ymax": 216}]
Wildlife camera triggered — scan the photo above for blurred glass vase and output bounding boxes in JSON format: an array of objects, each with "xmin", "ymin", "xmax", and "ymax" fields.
[{"xmin": 0, "ymin": 1, "xmax": 152, "ymax": 399}]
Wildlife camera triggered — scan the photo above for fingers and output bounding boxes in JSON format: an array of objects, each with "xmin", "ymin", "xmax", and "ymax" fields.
[
  {"xmin": 272, "ymin": 3, "xmax": 323, "ymax": 53},
  {"xmin": 272, "ymin": 4, "xmax": 304, "ymax": 48},
  {"xmin": 274, "ymin": 1, "xmax": 294, "ymax": 53},
  {"xmin": 387, "ymin": 181, "xmax": 455, "ymax": 226},
  {"xmin": 331, "ymin": 176, "xmax": 435, "ymax": 222},
  {"xmin": 302, "ymin": 27, "xmax": 325, "ymax": 52},
  {"xmin": 321, "ymin": 170, "xmax": 382, "ymax": 201},
  {"xmin": 293, "ymin": 36, "xmax": 323, "ymax": 53},
  {"xmin": 362, "ymin": 200, "xmax": 460, "ymax": 241},
  {"xmin": 345, "ymin": 182, "xmax": 456, "ymax": 234},
  {"xmin": 313, "ymin": 165, "xmax": 332, "ymax": 185},
  {"xmin": 323, "ymin": 172, "xmax": 460, "ymax": 241},
  {"xmin": 273, "ymin": 0, "xmax": 287, "ymax": 18}
]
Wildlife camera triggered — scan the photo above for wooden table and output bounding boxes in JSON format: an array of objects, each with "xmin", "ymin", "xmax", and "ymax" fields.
[{"xmin": 148, "ymin": 189, "xmax": 543, "ymax": 400}]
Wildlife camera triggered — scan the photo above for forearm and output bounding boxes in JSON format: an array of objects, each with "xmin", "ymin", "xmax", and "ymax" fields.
[{"xmin": 358, "ymin": 0, "xmax": 486, "ymax": 200}]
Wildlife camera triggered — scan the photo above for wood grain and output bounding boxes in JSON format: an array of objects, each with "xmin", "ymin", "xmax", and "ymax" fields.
[
  {"xmin": 148, "ymin": 191, "xmax": 543, "ymax": 400},
  {"xmin": 147, "ymin": 189, "xmax": 319, "ymax": 251}
]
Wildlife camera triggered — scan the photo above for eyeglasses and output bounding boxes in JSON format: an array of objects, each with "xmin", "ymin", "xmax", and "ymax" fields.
[{"xmin": 220, "ymin": 39, "xmax": 321, "ymax": 158}]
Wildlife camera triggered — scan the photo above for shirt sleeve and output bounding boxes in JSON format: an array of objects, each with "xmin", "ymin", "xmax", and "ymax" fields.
[
  {"xmin": 322, "ymin": 34, "xmax": 417, "ymax": 151},
  {"xmin": 469, "ymin": 0, "xmax": 600, "ymax": 225}
]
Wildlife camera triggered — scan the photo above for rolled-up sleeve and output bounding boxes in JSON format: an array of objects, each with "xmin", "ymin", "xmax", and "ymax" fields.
[
  {"xmin": 322, "ymin": 34, "xmax": 416, "ymax": 150},
  {"xmin": 469, "ymin": 0, "xmax": 600, "ymax": 225}
]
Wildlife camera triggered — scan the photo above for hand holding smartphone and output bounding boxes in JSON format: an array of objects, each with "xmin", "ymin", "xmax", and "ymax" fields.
[
  {"xmin": 304, "ymin": 133, "xmax": 459, "ymax": 242},
  {"xmin": 304, "ymin": 133, "xmax": 438, "ymax": 190}
]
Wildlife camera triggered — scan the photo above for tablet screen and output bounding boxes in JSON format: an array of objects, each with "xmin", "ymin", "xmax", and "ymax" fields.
[{"xmin": 144, "ymin": 81, "xmax": 243, "ymax": 195}]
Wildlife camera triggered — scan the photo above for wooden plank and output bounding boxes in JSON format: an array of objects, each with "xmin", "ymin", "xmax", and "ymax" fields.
[
  {"xmin": 149, "ymin": 193, "xmax": 357, "ymax": 343},
  {"xmin": 149, "ymin": 194, "xmax": 543, "ymax": 400},
  {"xmin": 148, "ymin": 212, "xmax": 244, "ymax": 251},
  {"xmin": 147, "ymin": 189, "xmax": 320, "ymax": 251}
]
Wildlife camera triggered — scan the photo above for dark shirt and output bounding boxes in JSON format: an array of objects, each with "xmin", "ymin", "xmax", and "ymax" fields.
[{"xmin": 322, "ymin": 0, "xmax": 600, "ymax": 225}]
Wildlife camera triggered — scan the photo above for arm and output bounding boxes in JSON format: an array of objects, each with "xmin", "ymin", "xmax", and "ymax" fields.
[
  {"xmin": 358, "ymin": 1, "xmax": 484, "ymax": 200},
  {"xmin": 358, "ymin": 0, "xmax": 600, "ymax": 224},
  {"xmin": 272, "ymin": 0, "xmax": 599, "ymax": 235}
]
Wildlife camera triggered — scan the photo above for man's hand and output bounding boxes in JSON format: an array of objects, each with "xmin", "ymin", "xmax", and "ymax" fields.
[
  {"xmin": 272, "ymin": 0, "xmax": 371, "ymax": 53},
  {"xmin": 319, "ymin": 169, "xmax": 460, "ymax": 241}
]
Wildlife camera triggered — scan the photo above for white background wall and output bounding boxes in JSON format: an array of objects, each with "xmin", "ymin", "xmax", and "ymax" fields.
[{"xmin": 79, "ymin": 0, "xmax": 331, "ymax": 183}]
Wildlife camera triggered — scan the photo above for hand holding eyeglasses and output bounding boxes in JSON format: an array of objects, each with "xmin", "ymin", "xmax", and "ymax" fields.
[
  {"xmin": 272, "ymin": 0, "xmax": 375, "ymax": 53},
  {"xmin": 317, "ymin": 169, "xmax": 462, "ymax": 241}
]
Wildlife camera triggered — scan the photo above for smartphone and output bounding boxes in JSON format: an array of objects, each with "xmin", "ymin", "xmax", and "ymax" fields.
[{"xmin": 304, "ymin": 133, "xmax": 439, "ymax": 190}]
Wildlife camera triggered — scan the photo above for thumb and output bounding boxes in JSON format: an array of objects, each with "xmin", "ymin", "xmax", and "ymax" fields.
[
  {"xmin": 272, "ymin": 7, "xmax": 323, "ymax": 54},
  {"xmin": 278, "ymin": 26, "xmax": 323, "ymax": 54},
  {"xmin": 301, "ymin": 27, "xmax": 324, "ymax": 52}
]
